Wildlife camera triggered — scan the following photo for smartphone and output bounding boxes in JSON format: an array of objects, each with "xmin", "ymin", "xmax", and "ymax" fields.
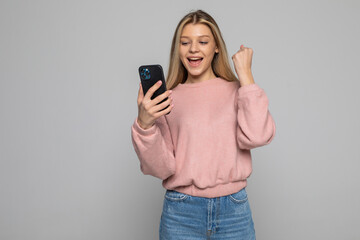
[{"xmin": 138, "ymin": 64, "xmax": 170, "ymax": 114}]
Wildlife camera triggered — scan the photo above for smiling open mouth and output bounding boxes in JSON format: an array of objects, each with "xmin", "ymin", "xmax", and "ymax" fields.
[{"xmin": 187, "ymin": 57, "xmax": 203, "ymax": 67}]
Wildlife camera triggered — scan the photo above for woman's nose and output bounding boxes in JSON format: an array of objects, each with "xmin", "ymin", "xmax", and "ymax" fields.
[{"xmin": 189, "ymin": 43, "xmax": 199, "ymax": 52}]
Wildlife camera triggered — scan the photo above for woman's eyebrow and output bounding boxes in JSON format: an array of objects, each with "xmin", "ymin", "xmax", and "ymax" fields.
[{"xmin": 180, "ymin": 35, "xmax": 210, "ymax": 38}]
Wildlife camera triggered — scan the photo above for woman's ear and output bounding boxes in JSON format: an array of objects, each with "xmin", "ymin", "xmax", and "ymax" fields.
[{"xmin": 215, "ymin": 46, "xmax": 219, "ymax": 53}]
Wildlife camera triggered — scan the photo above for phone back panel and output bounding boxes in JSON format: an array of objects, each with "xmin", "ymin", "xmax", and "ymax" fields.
[{"xmin": 138, "ymin": 64, "xmax": 167, "ymax": 100}]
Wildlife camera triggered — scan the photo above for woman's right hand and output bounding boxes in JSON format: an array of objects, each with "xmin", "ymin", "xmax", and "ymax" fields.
[{"xmin": 136, "ymin": 80, "xmax": 174, "ymax": 130}]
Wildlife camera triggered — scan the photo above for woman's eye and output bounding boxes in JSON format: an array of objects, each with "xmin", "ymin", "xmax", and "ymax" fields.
[{"xmin": 181, "ymin": 42, "xmax": 207, "ymax": 45}]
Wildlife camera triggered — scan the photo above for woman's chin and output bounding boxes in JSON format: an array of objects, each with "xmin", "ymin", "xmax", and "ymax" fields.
[{"xmin": 186, "ymin": 69, "xmax": 203, "ymax": 77}]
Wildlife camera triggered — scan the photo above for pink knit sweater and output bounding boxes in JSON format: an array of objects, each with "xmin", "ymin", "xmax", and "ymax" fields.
[{"xmin": 131, "ymin": 77, "xmax": 276, "ymax": 198}]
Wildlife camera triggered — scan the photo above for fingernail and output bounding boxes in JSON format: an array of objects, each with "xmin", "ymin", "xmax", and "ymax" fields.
[
  {"xmin": 158, "ymin": 81, "xmax": 162, "ymax": 84},
  {"xmin": 169, "ymin": 90, "xmax": 172, "ymax": 94}
]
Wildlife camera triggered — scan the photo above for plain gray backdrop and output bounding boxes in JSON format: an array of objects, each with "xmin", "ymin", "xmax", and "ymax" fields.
[{"xmin": 1, "ymin": 0, "xmax": 359, "ymax": 239}]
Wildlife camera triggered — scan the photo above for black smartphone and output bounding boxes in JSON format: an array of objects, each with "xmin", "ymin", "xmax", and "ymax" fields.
[{"xmin": 138, "ymin": 64, "xmax": 170, "ymax": 114}]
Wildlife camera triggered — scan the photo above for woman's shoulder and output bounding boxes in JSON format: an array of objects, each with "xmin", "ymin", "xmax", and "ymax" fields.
[{"xmin": 219, "ymin": 77, "xmax": 240, "ymax": 86}]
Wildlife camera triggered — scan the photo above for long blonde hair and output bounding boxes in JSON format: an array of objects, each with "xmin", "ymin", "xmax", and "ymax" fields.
[{"xmin": 166, "ymin": 9, "xmax": 239, "ymax": 90}]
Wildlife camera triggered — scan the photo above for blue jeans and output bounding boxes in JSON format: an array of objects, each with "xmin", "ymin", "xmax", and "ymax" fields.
[{"xmin": 159, "ymin": 187, "xmax": 256, "ymax": 240}]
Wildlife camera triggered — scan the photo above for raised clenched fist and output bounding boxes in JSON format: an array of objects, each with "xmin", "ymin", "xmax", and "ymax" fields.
[{"xmin": 231, "ymin": 45, "xmax": 255, "ymax": 86}]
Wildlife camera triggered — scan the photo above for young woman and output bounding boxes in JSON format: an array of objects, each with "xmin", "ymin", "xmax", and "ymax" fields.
[{"xmin": 131, "ymin": 9, "xmax": 276, "ymax": 239}]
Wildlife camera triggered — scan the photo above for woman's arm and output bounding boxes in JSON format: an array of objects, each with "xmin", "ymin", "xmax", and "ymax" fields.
[
  {"xmin": 235, "ymin": 83, "xmax": 276, "ymax": 150},
  {"xmin": 232, "ymin": 45, "xmax": 276, "ymax": 149},
  {"xmin": 131, "ymin": 115, "xmax": 176, "ymax": 180}
]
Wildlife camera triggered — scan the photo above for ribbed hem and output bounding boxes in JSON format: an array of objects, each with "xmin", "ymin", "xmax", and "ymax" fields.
[
  {"xmin": 132, "ymin": 117, "xmax": 157, "ymax": 136},
  {"xmin": 164, "ymin": 180, "xmax": 248, "ymax": 198},
  {"xmin": 238, "ymin": 83, "xmax": 261, "ymax": 95}
]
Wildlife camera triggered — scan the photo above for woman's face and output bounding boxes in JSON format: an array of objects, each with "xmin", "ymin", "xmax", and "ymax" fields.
[{"xmin": 179, "ymin": 23, "xmax": 219, "ymax": 81}]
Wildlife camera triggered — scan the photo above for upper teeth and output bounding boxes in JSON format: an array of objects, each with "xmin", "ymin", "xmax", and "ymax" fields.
[{"xmin": 189, "ymin": 58, "xmax": 201, "ymax": 60}]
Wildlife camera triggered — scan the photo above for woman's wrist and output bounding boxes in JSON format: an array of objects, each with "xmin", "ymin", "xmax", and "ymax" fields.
[
  {"xmin": 137, "ymin": 118, "xmax": 153, "ymax": 130},
  {"xmin": 237, "ymin": 70, "xmax": 255, "ymax": 86}
]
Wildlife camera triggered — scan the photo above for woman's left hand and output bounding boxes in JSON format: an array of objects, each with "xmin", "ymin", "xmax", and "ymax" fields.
[{"xmin": 231, "ymin": 45, "xmax": 255, "ymax": 86}]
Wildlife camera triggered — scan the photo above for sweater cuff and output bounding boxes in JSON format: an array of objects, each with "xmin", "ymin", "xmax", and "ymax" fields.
[
  {"xmin": 133, "ymin": 117, "xmax": 157, "ymax": 136},
  {"xmin": 238, "ymin": 83, "xmax": 261, "ymax": 95}
]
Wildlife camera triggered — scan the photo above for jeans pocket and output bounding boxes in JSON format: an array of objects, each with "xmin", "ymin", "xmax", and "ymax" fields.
[
  {"xmin": 229, "ymin": 187, "xmax": 248, "ymax": 204},
  {"xmin": 164, "ymin": 190, "xmax": 190, "ymax": 202}
]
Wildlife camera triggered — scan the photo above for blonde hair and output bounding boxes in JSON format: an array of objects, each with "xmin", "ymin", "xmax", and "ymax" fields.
[{"xmin": 166, "ymin": 9, "xmax": 239, "ymax": 90}]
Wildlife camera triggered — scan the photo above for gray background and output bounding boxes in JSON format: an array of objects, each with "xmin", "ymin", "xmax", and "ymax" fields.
[{"xmin": 1, "ymin": 0, "xmax": 359, "ymax": 239}]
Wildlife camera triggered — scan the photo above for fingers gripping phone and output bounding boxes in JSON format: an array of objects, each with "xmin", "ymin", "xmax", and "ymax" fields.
[{"xmin": 138, "ymin": 64, "xmax": 171, "ymax": 114}]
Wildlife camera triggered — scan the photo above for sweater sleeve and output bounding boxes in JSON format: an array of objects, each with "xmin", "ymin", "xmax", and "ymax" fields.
[
  {"xmin": 131, "ymin": 115, "xmax": 176, "ymax": 180},
  {"xmin": 235, "ymin": 83, "xmax": 276, "ymax": 150}
]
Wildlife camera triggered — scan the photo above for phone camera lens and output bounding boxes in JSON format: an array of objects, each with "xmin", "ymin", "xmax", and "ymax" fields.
[{"xmin": 140, "ymin": 68, "xmax": 151, "ymax": 80}]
